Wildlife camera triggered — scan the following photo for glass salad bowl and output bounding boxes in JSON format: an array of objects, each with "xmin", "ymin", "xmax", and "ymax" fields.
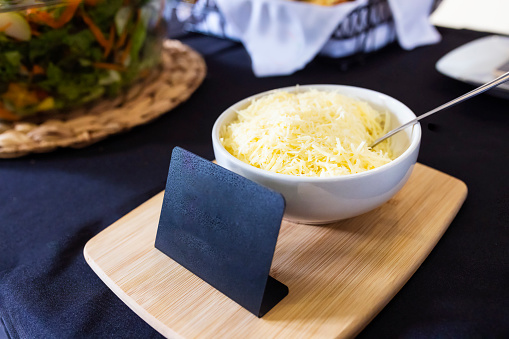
[{"xmin": 0, "ymin": 0, "xmax": 165, "ymax": 121}]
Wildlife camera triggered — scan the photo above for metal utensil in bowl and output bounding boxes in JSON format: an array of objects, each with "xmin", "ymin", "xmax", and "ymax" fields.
[{"xmin": 370, "ymin": 71, "xmax": 509, "ymax": 148}]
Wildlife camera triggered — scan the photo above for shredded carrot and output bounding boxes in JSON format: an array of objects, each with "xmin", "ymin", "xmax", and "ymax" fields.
[
  {"xmin": 51, "ymin": 0, "xmax": 81, "ymax": 29},
  {"xmin": 93, "ymin": 62, "xmax": 126, "ymax": 72},
  {"xmin": 25, "ymin": 8, "xmax": 42, "ymax": 22},
  {"xmin": 32, "ymin": 65, "xmax": 45, "ymax": 75},
  {"xmin": 0, "ymin": 104, "xmax": 20, "ymax": 121},
  {"xmin": 25, "ymin": 0, "xmax": 80, "ymax": 29},
  {"xmin": 25, "ymin": 8, "xmax": 37, "ymax": 16},
  {"xmin": 81, "ymin": 9, "xmax": 109, "ymax": 49},
  {"xmin": 103, "ymin": 25, "xmax": 115, "ymax": 58},
  {"xmin": 37, "ymin": 11, "xmax": 55, "ymax": 25},
  {"xmin": 116, "ymin": 26, "xmax": 128, "ymax": 49},
  {"xmin": 115, "ymin": 7, "xmax": 133, "ymax": 50},
  {"xmin": 0, "ymin": 22, "xmax": 12, "ymax": 32}
]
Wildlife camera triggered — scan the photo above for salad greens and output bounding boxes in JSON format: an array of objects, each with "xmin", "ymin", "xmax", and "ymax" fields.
[{"xmin": 0, "ymin": 0, "xmax": 162, "ymax": 120}]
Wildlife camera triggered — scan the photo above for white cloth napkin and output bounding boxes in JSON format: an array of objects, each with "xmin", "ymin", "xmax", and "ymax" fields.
[
  {"xmin": 388, "ymin": 0, "xmax": 441, "ymax": 50},
  {"xmin": 214, "ymin": 0, "xmax": 440, "ymax": 77}
]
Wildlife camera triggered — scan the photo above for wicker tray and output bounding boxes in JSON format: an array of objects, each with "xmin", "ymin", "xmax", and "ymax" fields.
[{"xmin": 0, "ymin": 40, "xmax": 206, "ymax": 159}]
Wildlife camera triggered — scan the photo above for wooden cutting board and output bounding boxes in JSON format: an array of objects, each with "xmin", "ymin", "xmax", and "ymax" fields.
[{"xmin": 84, "ymin": 163, "xmax": 467, "ymax": 338}]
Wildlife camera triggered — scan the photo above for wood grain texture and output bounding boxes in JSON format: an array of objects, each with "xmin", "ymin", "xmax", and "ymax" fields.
[{"xmin": 84, "ymin": 163, "xmax": 467, "ymax": 339}]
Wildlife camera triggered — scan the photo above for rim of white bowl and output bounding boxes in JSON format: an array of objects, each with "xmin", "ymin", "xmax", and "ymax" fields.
[{"xmin": 212, "ymin": 84, "xmax": 422, "ymax": 182}]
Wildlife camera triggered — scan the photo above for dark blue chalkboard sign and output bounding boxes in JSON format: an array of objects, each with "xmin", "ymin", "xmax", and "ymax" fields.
[{"xmin": 155, "ymin": 147, "xmax": 288, "ymax": 317}]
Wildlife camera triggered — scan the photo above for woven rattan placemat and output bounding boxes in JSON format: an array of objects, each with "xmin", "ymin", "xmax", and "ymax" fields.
[{"xmin": 0, "ymin": 40, "xmax": 206, "ymax": 158}]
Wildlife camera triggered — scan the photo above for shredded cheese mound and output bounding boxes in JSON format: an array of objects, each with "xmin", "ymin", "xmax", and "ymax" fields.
[{"xmin": 220, "ymin": 89, "xmax": 394, "ymax": 177}]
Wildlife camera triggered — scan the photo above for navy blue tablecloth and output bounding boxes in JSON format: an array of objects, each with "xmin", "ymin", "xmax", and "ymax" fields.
[{"xmin": 1, "ymin": 28, "xmax": 508, "ymax": 338}]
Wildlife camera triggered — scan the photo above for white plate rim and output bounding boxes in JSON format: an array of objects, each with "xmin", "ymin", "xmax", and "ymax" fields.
[{"xmin": 435, "ymin": 35, "xmax": 509, "ymax": 99}]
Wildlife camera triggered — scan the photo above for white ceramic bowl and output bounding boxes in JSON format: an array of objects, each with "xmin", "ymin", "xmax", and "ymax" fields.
[{"xmin": 212, "ymin": 85, "xmax": 421, "ymax": 224}]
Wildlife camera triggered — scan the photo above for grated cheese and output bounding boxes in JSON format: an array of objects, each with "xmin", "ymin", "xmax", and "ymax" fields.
[{"xmin": 220, "ymin": 89, "xmax": 394, "ymax": 177}]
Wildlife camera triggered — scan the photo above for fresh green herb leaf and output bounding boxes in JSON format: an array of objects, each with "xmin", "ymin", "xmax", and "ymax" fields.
[{"xmin": 4, "ymin": 51, "xmax": 21, "ymax": 67}]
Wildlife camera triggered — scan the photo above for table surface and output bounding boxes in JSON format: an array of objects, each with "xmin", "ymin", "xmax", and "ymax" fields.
[{"xmin": 1, "ymin": 28, "xmax": 508, "ymax": 338}]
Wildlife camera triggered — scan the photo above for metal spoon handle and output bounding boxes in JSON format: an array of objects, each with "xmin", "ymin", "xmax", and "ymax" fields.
[{"xmin": 370, "ymin": 70, "xmax": 509, "ymax": 148}]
